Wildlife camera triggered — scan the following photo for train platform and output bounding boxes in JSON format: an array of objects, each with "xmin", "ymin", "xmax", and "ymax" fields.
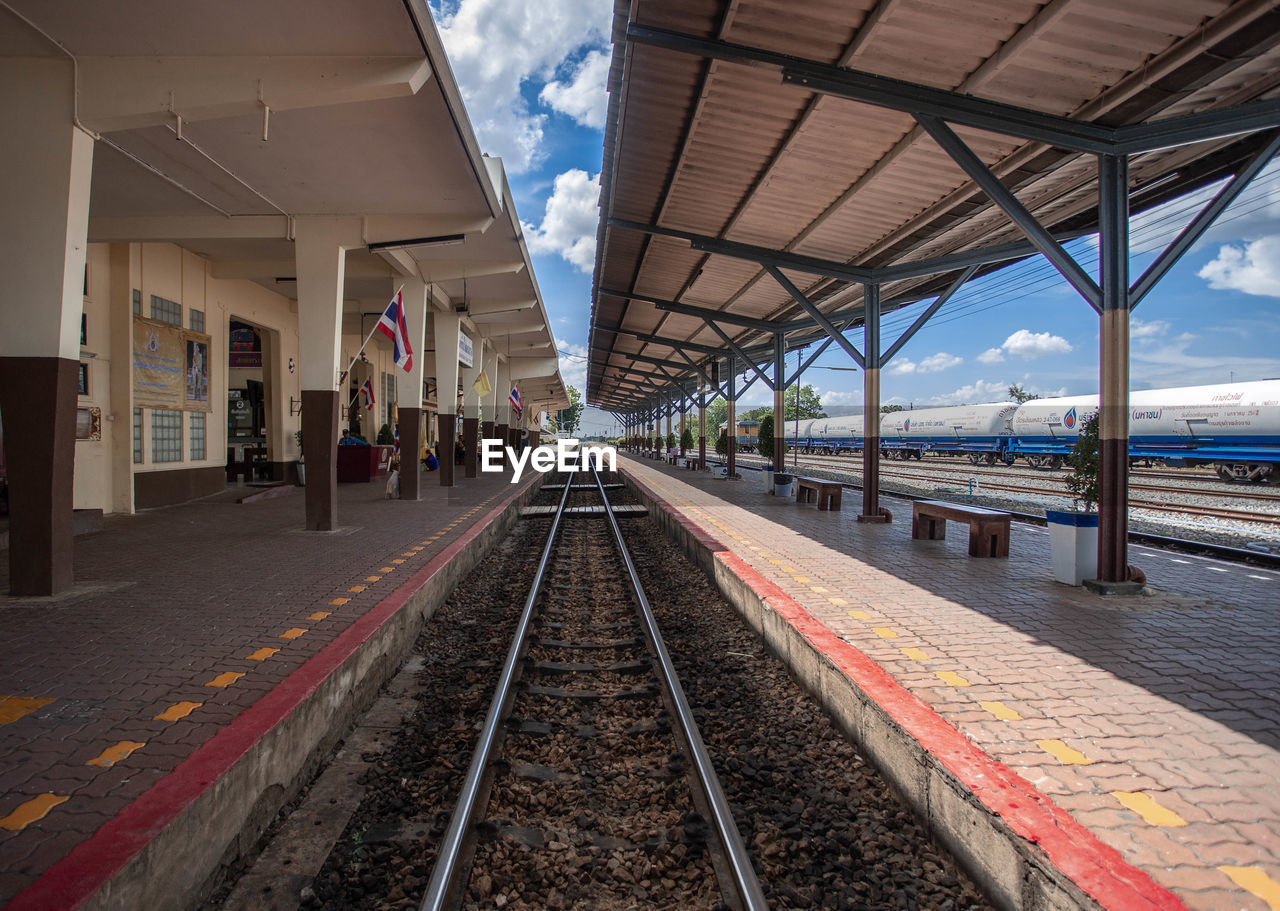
[
  {"xmin": 620, "ymin": 453, "xmax": 1280, "ymax": 911},
  {"xmin": 0, "ymin": 467, "xmax": 541, "ymax": 911}
]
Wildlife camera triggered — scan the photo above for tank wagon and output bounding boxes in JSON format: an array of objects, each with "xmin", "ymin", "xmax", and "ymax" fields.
[
  {"xmin": 881, "ymin": 404, "xmax": 1018, "ymax": 464},
  {"xmin": 1010, "ymin": 380, "xmax": 1280, "ymax": 482}
]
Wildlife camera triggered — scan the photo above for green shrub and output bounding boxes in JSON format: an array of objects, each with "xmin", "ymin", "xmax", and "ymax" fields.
[{"xmin": 376, "ymin": 423, "xmax": 394, "ymax": 446}]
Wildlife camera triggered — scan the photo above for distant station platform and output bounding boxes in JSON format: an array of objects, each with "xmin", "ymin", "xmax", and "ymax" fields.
[
  {"xmin": 0, "ymin": 469, "xmax": 539, "ymax": 910},
  {"xmin": 620, "ymin": 453, "xmax": 1280, "ymax": 911}
]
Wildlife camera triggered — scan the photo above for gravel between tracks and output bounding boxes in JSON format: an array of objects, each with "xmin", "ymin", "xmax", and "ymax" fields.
[{"xmin": 294, "ymin": 477, "xmax": 992, "ymax": 911}]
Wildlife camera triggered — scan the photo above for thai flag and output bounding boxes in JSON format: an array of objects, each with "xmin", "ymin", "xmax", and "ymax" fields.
[
  {"xmin": 393, "ymin": 420, "xmax": 400, "ymax": 454},
  {"xmin": 509, "ymin": 386, "xmax": 523, "ymax": 419},
  {"xmin": 376, "ymin": 290, "xmax": 413, "ymax": 372},
  {"xmin": 361, "ymin": 376, "xmax": 375, "ymax": 410}
]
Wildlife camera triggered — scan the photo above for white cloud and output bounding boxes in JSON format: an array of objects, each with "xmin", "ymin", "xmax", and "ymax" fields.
[
  {"xmin": 1129, "ymin": 330, "xmax": 1280, "ymax": 386},
  {"xmin": 888, "ymin": 352, "xmax": 961, "ymax": 374},
  {"xmin": 539, "ymin": 50, "xmax": 610, "ymax": 129},
  {"xmin": 554, "ymin": 336, "xmax": 588, "ymax": 391},
  {"xmin": 821, "ymin": 390, "xmax": 862, "ymax": 405},
  {"xmin": 980, "ymin": 329, "xmax": 1071, "ymax": 365},
  {"xmin": 918, "ymin": 352, "xmax": 963, "ymax": 373},
  {"xmin": 1129, "ymin": 318, "xmax": 1170, "ymax": 339},
  {"xmin": 523, "ymin": 169, "xmax": 600, "ymax": 273},
  {"xmin": 917, "ymin": 379, "xmax": 1011, "ymax": 406},
  {"xmin": 433, "ymin": 0, "xmax": 612, "ymax": 173},
  {"xmin": 1198, "ymin": 236, "xmax": 1280, "ymax": 298}
]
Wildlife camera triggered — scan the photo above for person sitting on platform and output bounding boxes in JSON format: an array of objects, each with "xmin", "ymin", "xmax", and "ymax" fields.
[
  {"xmin": 424, "ymin": 447, "xmax": 439, "ymax": 471},
  {"xmin": 455, "ymin": 438, "xmax": 466, "ymax": 466},
  {"xmin": 340, "ymin": 431, "xmax": 369, "ymax": 446}
]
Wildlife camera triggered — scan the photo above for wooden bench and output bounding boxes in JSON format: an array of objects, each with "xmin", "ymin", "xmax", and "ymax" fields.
[
  {"xmin": 795, "ymin": 476, "xmax": 842, "ymax": 511},
  {"xmin": 684, "ymin": 458, "xmax": 702, "ymax": 471},
  {"xmin": 911, "ymin": 499, "xmax": 1010, "ymax": 557}
]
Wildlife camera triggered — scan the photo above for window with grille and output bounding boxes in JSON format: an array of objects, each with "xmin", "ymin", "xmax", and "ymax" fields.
[
  {"xmin": 132, "ymin": 289, "xmax": 141, "ymax": 315},
  {"xmin": 188, "ymin": 309, "xmax": 204, "ymax": 332},
  {"xmin": 189, "ymin": 412, "xmax": 206, "ymax": 461},
  {"xmin": 132, "ymin": 408, "xmax": 143, "ymax": 464},
  {"xmin": 151, "ymin": 410, "xmax": 182, "ymax": 462},
  {"xmin": 383, "ymin": 371, "xmax": 393, "ymax": 428},
  {"xmin": 150, "ymin": 295, "xmax": 181, "ymax": 326}
]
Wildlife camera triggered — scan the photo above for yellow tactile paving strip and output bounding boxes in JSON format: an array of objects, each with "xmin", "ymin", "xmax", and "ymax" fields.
[
  {"xmin": 626, "ymin": 456, "xmax": 1280, "ymax": 911},
  {"xmin": 0, "ymin": 489, "xmax": 506, "ymax": 836}
]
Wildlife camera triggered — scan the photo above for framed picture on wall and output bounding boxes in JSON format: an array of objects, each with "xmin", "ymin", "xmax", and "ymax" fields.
[{"xmin": 78, "ymin": 362, "xmax": 89, "ymax": 397}]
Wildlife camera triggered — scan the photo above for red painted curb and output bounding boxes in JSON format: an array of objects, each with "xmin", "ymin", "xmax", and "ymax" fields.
[
  {"xmin": 9, "ymin": 477, "xmax": 538, "ymax": 911},
  {"xmin": 622, "ymin": 463, "xmax": 1187, "ymax": 911}
]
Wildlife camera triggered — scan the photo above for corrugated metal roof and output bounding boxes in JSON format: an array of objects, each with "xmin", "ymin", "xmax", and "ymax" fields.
[{"xmin": 589, "ymin": 0, "xmax": 1280, "ymax": 409}]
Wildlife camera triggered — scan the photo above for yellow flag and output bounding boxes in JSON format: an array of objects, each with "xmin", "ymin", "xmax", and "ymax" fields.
[{"xmin": 472, "ymin": 370, "xmax": 492, "ymax": 398}]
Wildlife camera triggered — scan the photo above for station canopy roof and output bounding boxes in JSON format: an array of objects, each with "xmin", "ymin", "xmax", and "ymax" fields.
[
  {"xmin": 1, "ymin": 0, "xmax": 565, "ymax": 408},
  {"xmin": 588, "ymin": 0, "xmax": 1280, "ymax": 412}
]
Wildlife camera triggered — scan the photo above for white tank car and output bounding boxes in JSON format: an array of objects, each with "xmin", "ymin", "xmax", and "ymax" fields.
[
  {"xmin": 1011, "ymin": 380, "xmax": 1280, "ymax": 479},
  {"xmin": 881, "ymin": 403, "xmax": 1018, "ymax": 463},
  {"xmin": 809, "ymin": 414, "xmax": 865, "ymax": 441}
]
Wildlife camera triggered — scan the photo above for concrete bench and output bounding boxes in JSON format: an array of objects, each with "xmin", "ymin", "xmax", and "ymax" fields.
[
  {"xmin": 667, "ymin": 454, "xmax": 679, "ymax": 465},
  {"xmin": 911, "ymin": 499, "xmax": 1010, "ymax": 557},
  {"xmin": 684, "ymin": 458, "xmax": 702, "ymax": 471},
  {"xmin": 795, "ymin": 476, "xmax": 842, "ymax": 511}
]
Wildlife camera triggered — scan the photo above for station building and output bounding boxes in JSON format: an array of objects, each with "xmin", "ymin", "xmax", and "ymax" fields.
[{"xmin": 0, "ymin": 0, "xmax": 567, "ymax": 596}]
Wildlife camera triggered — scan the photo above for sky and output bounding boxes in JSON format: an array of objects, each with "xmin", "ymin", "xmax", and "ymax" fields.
[{"xmin": 429, "ymin": 0, "xmax": 1280, "ymax": 437}]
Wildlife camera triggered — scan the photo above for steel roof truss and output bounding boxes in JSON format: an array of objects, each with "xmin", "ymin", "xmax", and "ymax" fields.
[
  {"xmin": 1129, "ymin": 130, "xmax": 1280, "ymax": 310},
  {"xmin": 1114, "ymin": 101, "xmax": 1280, "ymax": 156},
  {"xmin": 706, "ymin": 321, "xmax": 776, "ymax": 390},
  {"xmin": 765, "ymin": 266, "xmax": 866, "ymax": 370},
  {"xmin": 881, "ymin": 265, "xmax": 979, "ymax": 366},
  {"xmin": 914, "ymin": 115, "xmax": 1103, "ymax": 312}
]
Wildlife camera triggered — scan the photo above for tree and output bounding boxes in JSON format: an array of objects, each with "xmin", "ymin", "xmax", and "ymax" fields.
[
  {"xmin": 705, "ymin": 398, "xmax": 728, "ymax": 437},
  {"xmin": 679, "ymin": 425, "xmax": 694, "ymax": 453},
  {"xmin": 555, "ymin": 385, "xmax": 584, "ymax": 437},
  {"xmin": 715, "ymin": 428, "xmax": 728, "ymax": 456},
  {"xmin": 758, "ymin": 414, "xmax": 786, "ymax": 464},
  {"xmin": 784, "ymin": 383, "xmax": 826, "ymax": 420},
  {"xmin": 1008, "ymin": 384, "xmax": 1039, "ymax": 404}
]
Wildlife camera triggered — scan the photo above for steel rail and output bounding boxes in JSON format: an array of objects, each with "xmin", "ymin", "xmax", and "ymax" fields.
[
  {"xmin": 418, "ymin": 476, "xmax": 574, "ymax": 911},
  {"xmin": 588, "ymin": 467, "xmax": 770, "ymax": 911}
]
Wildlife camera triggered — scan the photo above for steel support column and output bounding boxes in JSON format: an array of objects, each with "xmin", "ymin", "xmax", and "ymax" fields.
[
  {"xmin": 860, "ymin": 285, "xmax": 887, "ymax": 522},
  {"xmin": 773, "ymin": 334, "xmax": 786, "ymax": 473},
  {"xmin": 1097, "ymin": 154, "xmax": 1131, "ymax": 584},
  {"xmin": 698, "ymin": 385, "xmax": 707, "ymax": 468},
  {"xmin": 727, "ymin": 354, "xmax": 737, "ymax": 479}
]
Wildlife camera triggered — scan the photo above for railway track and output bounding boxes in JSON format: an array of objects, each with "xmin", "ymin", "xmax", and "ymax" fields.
[{"xmin": 420, "ymin": 469, "xmax": 767, "ymax": 911}]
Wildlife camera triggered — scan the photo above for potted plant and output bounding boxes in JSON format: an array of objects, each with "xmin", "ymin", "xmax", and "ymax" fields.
[
  {"xmin": 295, "ymin": 429, "xmax": 306, "ymax": 486},
  {"xmin": 773, "ymin": 471, "xmax": 796, "ymax": 497},
  {"xmin": 759, "ymin": 414, "xmax": 785, "ymax": 491},
  {"xmin": 1045, "ymin": 412, "xmax": 1099, "ymax": 585},
  {"xmin": 680, "ymin": 425, "xmax": 694, "ymax": 463}
]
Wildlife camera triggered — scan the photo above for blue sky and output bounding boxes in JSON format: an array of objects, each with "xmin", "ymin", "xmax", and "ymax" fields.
[{"xmin": 430, "ymin": 0, "xmax": 1280, "ymax": 436}]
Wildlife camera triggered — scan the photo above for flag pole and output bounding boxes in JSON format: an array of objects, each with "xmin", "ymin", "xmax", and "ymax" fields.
[{"xmin": 339, "ymin": 283, "xmax": 406, "ymax": 385}]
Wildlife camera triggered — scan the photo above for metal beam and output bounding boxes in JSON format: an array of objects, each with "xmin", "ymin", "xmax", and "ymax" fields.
[
  {"xmin": 881, "ymin": 265, "xmax": 978, "ymax": 365},
  {"xmin": 1130, "ymin": 130, "xmax": 1280, "ymax": 309},
  {"xmin": 600, "ymin": 287, "xmax": 783, "ymax": 333},
  {"xmin": 765, "ymin": 266, "xmax": 866, "ymax": 369},
  {"xmin": 915, "ymin": 114, "xmax": 1102, "ymax": 312},
  {"xmin": 626, "ymin": 23, "xmax": 1115, "ymax": 154},
  {"xmin": 707, "ymin": 321, "xmax": 775, "ymax": 390},
  {"xmin": 608, "ymin": 217, "xmax": 875, "ymax": 284},
  {"xmin": 1115, "ymin": 100, "xmax": 1280, "ymax": 155}
]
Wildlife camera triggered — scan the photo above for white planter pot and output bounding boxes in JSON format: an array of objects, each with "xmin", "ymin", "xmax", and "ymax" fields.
[
  {"xmin": 774, "ymin": 478, "xmax": 795, "ymax": 497},
  {"xmin": 1045, "ymin": 510, "xmax": 1098, "ymax": 585},
  {"xmin": 762, "ymin": 468, "xmax": 775, "ymax": 493},
  {"xmin": 296, "ymin": 461, "xmax": 306, "ymax": 486}
]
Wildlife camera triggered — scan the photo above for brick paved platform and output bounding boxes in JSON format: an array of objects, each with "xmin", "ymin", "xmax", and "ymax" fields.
[
  {"xmin": 621, "ymin": 454, "xmax": 1280, "ymax": 911},
  {"xmin": 0, "ymin": 468, "xmax": 539, "ymax": 909}
]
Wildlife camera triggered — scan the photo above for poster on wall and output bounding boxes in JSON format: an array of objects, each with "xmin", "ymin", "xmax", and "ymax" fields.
[{"xmin": 132, "ymin": 316, "xmax": 211, "ymax": 412}]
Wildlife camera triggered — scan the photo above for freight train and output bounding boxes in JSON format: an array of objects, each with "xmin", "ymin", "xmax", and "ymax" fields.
[{"xmin": 721, "ymin": 380, "xmax": 1280, "ymax": 483}]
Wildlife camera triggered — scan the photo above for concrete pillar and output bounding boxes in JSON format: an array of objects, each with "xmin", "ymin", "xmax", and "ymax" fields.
[
  {"xmin": 433, "ymin": 310, "xmax": 461, "ymax": 487},
  {"xmin": 396, "ymin": 279, "xmax": 429, "ymax": 500},
  {"xmin": 773, "ymin": 334, "xmax": 785, "ymax": 472},
  {"xmin": 1097, "ymin": 154, "xmax": 1131, "ymax": 584},
  {"xmin": 460, "ymin": 335, "xmax": 483, "ymax": 478},
  {"xmin": 295, "ymin": 216, "xmax": 360, "ymax": 531},
  {"xmin": 859, "ymin": 284, "xmax": 887, "ymax": 522},
  {"xmin": 698, "ymin": 393, "xmax": 707, "ymax": 468},
  {"xmin": 0, "ymin": 59, "xmax": 94, "ymax": 595}
]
